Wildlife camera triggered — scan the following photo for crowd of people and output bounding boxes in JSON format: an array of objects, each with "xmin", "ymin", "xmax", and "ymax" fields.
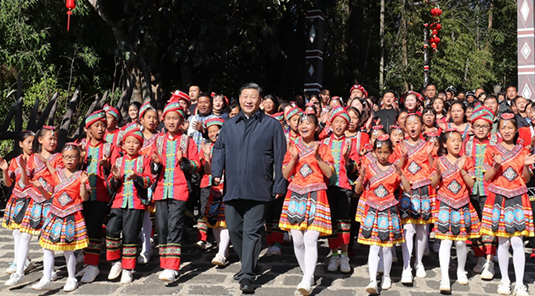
[{"xmin": 1, "ymin": 82, "xmax": 535, "ymax": 296}]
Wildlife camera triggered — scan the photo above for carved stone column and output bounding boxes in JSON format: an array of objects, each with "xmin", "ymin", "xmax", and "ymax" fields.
[
  {"xmin": 518, "ymin": 0, "xmax": 535, "ymax": 100},
  {"xmin": 304, "ymin": 8, "xmax": 325, "ymax": 95}
]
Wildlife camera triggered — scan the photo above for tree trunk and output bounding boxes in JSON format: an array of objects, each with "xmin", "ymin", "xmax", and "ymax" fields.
[
  {"xmin": 483, "ymin": 1, "xmax": 493, "ymax": 67},
  {"xmin": 379, "ymin": 0, "xmax": 385, "ymax": 90},
  {"xmin": 400, "ymin": 0, "xmax": 409, "ymax": 91}
]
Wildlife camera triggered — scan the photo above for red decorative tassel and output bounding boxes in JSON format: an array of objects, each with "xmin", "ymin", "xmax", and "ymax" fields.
[{"xmin": 67, "ymin": 10, "xmax": 72, "ymax": 31}]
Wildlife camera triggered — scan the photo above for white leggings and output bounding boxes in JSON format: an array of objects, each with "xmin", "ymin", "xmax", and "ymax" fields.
[
  {"xmin": 497, "ymin": 236, "xmax": 525, "ymax": 286},
  {"xmin": 12, "ymin": 229, "xmax": 21, "ymax": 266},
  {"xmin": 369, "ymin": 245, "xmax": 392, "ymax": 282},
  {"xmin": 291, "ymin": 230, "xmax": 320, "ymax": 283},
  {"xmin": 439, "ymin": 239, "xmax": 467, "ymax": 281},
  {"xmin": 138, "ymin": 210, "xmax": 152, "ymax": 255},
  {"xmin": 15, "ymin": 232, "xmax": 31, "ymax": 276},
  {"xmin": 212, "ymin": 227, "xmax": 231, "ymax": 257},
  {"xmin": 42, "ymin": 249, "xmax": 76, "ymax": 281},
  {"xmin": 401, "ymin": 224, "xmax": 428, "ymax": 270}
]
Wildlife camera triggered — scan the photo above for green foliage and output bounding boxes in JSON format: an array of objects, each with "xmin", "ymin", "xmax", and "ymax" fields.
[
  {"xmin": 324, "ymin": 0, "xmax": 518, "ymax": 96},
  {"xmin": 0, "ymin": 0, "xmax": 521, "ymax": 148}
]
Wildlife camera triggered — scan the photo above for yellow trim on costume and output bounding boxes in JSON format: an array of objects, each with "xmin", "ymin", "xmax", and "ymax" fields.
[
  {"xmin": 480, "ymin": 228, "xmax": 535, "ymax": 238},
  {"xmin": 39, "ymin": 238, "xmax": 89, "ymax": 251}
]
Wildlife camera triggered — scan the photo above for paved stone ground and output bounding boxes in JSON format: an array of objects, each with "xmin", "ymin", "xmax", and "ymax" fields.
[{"xmin": 0, "ymin": 211, "xmax": 534, "ymax": 296}]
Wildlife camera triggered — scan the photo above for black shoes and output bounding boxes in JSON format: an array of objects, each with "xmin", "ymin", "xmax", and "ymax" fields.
[
  {"xmin": 234, "ymin": 266, "xmax": 261, "ymax": 281},
  {"xmin": 239, "ymin": 278, "xmax": 254, "ymax": 294}
]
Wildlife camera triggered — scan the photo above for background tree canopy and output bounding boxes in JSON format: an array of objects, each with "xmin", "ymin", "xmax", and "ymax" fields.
[{"xmin": 0, "ymin": 0, "xmax": 518, "ymax": 132}]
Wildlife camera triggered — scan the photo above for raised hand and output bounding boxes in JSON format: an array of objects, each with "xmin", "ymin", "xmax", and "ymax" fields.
[
  {"xmin": 192, "ymin": 120, "xmax": 203, "ymax": 132},
  {"xmin": 289, "ymin": 145, "xmax": 299, "ymax": 159},
  {"xmin": 151, "ymin": 151, "xmax": 161, "ymax": 164},
  {"xmin": 176, "ymin": 148, "xmax": 183, "ymax": 162},
  {"xmin": 358, "ymin": 165, "xmax": 366, "ymax": 177},
  {"xmin": 435, "ymin": 160, "xmax": 442, "ymax": 175},
  {"xmin": 437, "ymin": 119, "xmax": 446, "ymax": 131},
  {"xmin": 458, "ymin": 155, "xmax": 467, "ymax": 170},
  {"xmin": 525, "ymin": 154, "xmax": 535, "ymax": 166},
  {"xmin": 99, "ymin": 157, "xmax": 110, "ymax": 169},
  {"xmin": 426, "ymin": 142, "xmax": 434, "ymax": 155},
  {"xmin": 182, "ymin": 120, "xmax": 190, "ymax": 132},
  {"xmin": 401, "ymin": 143, "xmax": 408, "ymax": 158},
  {"xmin": 36, "ymin": 153, "xmax": 46, "ymax": 163},
  {"xmin": 111, "ymin": 164, "xmax": 121, "ymax": 179},
  {"xmin": 359, "ymin": 147, "xmax": 367, "ymax": 156},
  {"xmin": 0, "ymin": 157, "xmax": 8, "ymax": 171},
  {"xmin": 31, "ymin": 179, "xmax": 44, "ymax": 190},
  {"xmin": 342, "ymin": 142, "xmax": 351, "ymax": 160},
  {"xmin": 494, "ymin": 154, "xmax": 502, "ymax": 166},
  {"xmin": 19, "ymin": 157, "xmax": 27, "ymax": 170},
  {"xmin": 394, "ymin": 163, "xmax": 403, "ymax": 175},
  {"xmin": 201, "ymin": 142, "xmax": 211, "ymax": 158},
  {"xmin": 313, "ymin": 142, "xmax": 321, "ymax": 160},
  {"xmin": 80, "ymin": 172, "xmax": 89, "ymax": 184}
]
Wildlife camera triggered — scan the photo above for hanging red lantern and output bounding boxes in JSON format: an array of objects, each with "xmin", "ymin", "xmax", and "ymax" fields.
[
  {"xmin": 430, "ymin": 23, "xmax": 442, "ymax": 31},
  {"xmin": 432, "ymin": 30, "xmax": 438, "ymax": 35},
  {"xmin": 66, "ymin": 0, "xmax": 76, "ymax": 31},
  {"xmin": 431, "ymin": 36, "xmax": 441, "ymax": 44},
  {"xmin": 431, "ymin": 8, "xmax": 442, "ymax": 17},
  {"xmin": 431, "ymin": 43, "xmax": 437, "ymax": 49}
]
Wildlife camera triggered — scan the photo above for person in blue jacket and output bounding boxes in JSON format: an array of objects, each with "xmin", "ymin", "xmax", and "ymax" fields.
[{"xmin": 211, "ymin": 82, "xmax": 287, "ymax": 294}]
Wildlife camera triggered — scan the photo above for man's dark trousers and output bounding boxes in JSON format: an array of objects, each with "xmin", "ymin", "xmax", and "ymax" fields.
[{"xmin": 225, "ymin": 199, "xmax": 267, "ymax": 281}]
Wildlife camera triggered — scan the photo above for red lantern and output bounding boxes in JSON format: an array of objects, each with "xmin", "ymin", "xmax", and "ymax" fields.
[
  {"xmin": 432, "ymin": 36, "xmax": 441, "ymax": 44},
  {"xmin": 431, "ymin": 8, "xmax": 442, "ymax": 17},
  {"xmin": 66, "ymin": 0, "xmax": 76, "ymax": 31},
  {"xmin": 432, "ymin": 30, "xmax": 438, "ymax": 35},
  {"xmin": 431, "ymin": 43, "xmax": 437, "ymax": 49},
  {"xmin": 430, "ymin": 23, "xmax": 442, "ymax": 31}
]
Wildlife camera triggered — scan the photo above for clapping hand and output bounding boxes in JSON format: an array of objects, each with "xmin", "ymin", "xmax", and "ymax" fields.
[
  {"xmin": 289, "ymin": 145, "xmax": 299, "ymax": 160},
  {"xmin": 400, "ymin": 143, "xmax": 408, "ymax": 158},
  {"xmin": 19, "ymin": 157, "xmax": 27, "ymax": 170},
  {"xmin": 36, "ymin": 153, "xmax": 46, "ymax": 163},
  {"xmin": 394, "ymin": 163, "xmax": 403, "ymax": 175},
  {"xmin": 192, "ymin": 121, "xmax": 203, "ymax": 132},
  {"xmin": 201, "ymin": 142, "xmax": 212, "ymax": 159},
  {"xmin": 30, "ymin": 179, "xmax": 44, "ymax": 190},
  {"xmin": 313, "ymin": 142, "xmax": 322, "ymax": 161},
  {"xmin": 126, "ymin": 174, "xmax": 137, "ymax": 181},
  {"xmin": 151, "ymin": 151, "xmax": 161, "ymax": 164},
  {"xmin": 435, "ymin": 160, "xmax": 442, "ymax": 175},
  {"xmin": 458, "ymin": 155, "xmax": 467, "ymax": 170},
  {"xmin": 525, "ymin": 154, "xmax": 535, "ymax": 166},
  {"xmin": 342, "ymin": 143, "xmax": 351, "ymax": 161},
  {"xmin": 426, "ymin": 142, "xmax": 434, "ymax": 155},
  {"xmin": 99, "ymin": 157, "xmax": 110, "ymax": 169},
  {"xmin": 494, "ymin": 154, "xmax": 502, "ymax": 167},
  {"xmin": 0, "ymin": 157, "xmax": 8, "ymax": 171},
  {"xmin": 176, "ymin": 149, "xmax": 183, "ymax": 163},
  {"xmin": 111, "ymin": 165, "xmax": 121, "ymax": 179},
  {"xmin": 80, "ymin": 172, "xmax": 89, "ymax": 184},
  {"xmin": 358, "ymin": 165, "xmax": 366, "ymax": 177}
]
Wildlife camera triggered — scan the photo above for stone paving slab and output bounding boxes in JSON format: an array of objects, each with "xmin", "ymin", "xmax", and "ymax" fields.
[{"xmin": 0, "ymin": 214, "xmax": 534, "ymax": 296}]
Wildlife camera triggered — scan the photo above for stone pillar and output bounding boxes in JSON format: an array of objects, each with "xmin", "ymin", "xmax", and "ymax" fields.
[
  {"xmin": 518, "ymin": 0, "xmax": 535, "ymax": 100},
  {"xmin": 304, "ymin": 8, "xmax": 325, "ymax": 95}
]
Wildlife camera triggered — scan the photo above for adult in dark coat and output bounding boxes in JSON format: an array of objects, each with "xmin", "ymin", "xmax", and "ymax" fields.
[
  {"xmin": 211, "ymin": 82, "xmax": 287, "ymax": 293},
  {"xmin": 373, "ymin": 90, "xmax": 398, "ymax": 133}
]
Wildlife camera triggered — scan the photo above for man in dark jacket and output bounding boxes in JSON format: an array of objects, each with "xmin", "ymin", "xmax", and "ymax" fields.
[
  {"xmin": 373, "ymin": 90, "xmax": 398, "ymax": 133},
  {"xmin": 211, "ymin": 82, "xmax": 287, "ymax": 294}
]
